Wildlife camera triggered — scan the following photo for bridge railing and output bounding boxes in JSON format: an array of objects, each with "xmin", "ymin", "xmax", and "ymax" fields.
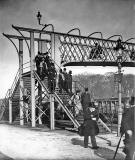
[
  {"xmin": 10, "ymin": 61, "xmax": 30, "ymax": 98},
  {"xmin": 0, "ymin": 89, "xmax": 10, "ymax": 120},
  {"xmin": 0, "ymin": 62, "xmax": 31, "ymax": 118}
]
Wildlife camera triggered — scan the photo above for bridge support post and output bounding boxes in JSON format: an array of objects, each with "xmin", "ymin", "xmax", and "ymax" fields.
[
  {"xmin": 30, "ymin": 32, "xmax": 36, "ymax": 127},
  {"xmin": 19, "ymin": 39, "xmax": 24, "ymax": 126},
  {"xmin": 9, "ymin": 89, "xmax": 12, "ymax": 123},
  {"xmin": 49, "ymin": 33, "xmax": 59, "ymax": 130},
  {"xmin": 37, "ymin": 40, "xmax": 47, "ymax": 125},
  {"xmin": 50, "ymin": 94, "xmax": 55, "ymax": 130},
  {"xmin": 37, "ymin": 40, "xmax": 42, "ymax": 125},
  {"xmin": 117, "ymin": 63, "xmax": 122, "ymax": 136}
]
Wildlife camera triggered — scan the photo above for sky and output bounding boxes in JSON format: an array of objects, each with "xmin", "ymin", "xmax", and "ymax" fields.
[{"xmin": 0, "ymin": 0, "xmax": 135, "ymax": 98}]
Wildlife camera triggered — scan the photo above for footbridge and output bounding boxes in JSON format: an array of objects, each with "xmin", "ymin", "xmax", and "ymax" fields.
[{"xmin": 1, "ymin": 13, "xmax": 135, "ymax": 135}]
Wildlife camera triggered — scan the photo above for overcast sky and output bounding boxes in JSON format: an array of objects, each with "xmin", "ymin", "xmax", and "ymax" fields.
[{"xmin": 0, "ymin": 0, "xmax": 135, "ymax": 98}]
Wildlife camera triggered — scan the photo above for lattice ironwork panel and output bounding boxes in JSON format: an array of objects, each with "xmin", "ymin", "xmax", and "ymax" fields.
[{"xmin": 58, "ymin": 35, "xmax": 135, "ymax": 66}]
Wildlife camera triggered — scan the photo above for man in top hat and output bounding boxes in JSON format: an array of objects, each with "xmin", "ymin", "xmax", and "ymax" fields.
[{"xmin": 81, "ymin": 87, "xmax": 99, "ymax": 149}]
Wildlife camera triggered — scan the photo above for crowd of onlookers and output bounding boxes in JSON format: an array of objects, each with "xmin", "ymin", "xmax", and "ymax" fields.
[{"xmin": 35, "ymin": 51, "xmax": 73, "ymax": 94}]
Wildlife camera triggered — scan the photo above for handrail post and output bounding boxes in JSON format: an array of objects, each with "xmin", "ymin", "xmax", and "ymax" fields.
[
  {"xmin": 50, "ymin": 94, "xmax": 55, "ymax": 130},
  {"xmin": 9, "ymin": 89, "xmax": 12, "ymax": 124},
  {"xmin": 30, "ymin": 32, "xmax": 36, "ymax": 127},
  {"xmin": 50, "ymin": 33, "xmax": 55, "ymax": 130},
  {"xmin": 19, "ymin": 39, "xmax": 24, "ymax": 125},
  {"xmin": 117, "ymin": 62, "xmax": 122, "ymax": 136}
]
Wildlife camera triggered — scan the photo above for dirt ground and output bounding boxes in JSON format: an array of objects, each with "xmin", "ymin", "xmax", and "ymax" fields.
[{"xmin": 0, "ymin": 123, "xmax": 125, "ymax": 160}]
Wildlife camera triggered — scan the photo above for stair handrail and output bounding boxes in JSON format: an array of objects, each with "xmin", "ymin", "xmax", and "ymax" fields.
[
  {"xmin": 54, "ymin": 91, "xmax": 80, "ymax": 128},
  {"xmin": 33, "ymin": 71, "xmax": 80, "ymax": 128},
  {"xmin": 10, "ymin": 69, "xmax": 20, "ymax": 97},
  {"xmin": 45, "ymin": 57, "xmax": 85, "ymax": 113},
  {"xmin": 49, "ymin": 58, "xmax": 112, "ymax": 131},
  {"xmin": 0, "ymin": 89, "xmax": 10, "ymax": 120},
  {"xmin": 98, "ymin": 118, "xmax": 111, "ymax": 133},
  {"xmin": 10, "ymin": 61, "xmax": 31, "ymax": 98}
]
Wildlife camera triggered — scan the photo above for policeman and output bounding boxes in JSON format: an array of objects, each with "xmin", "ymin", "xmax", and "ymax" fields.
[
  {"xmin": 48, "ymin": 62, "xmax": 57, "ymax": 93},
  {"xmin": 81, "ymin": 88, "xmax": 99, "ymax": 149},
  {"xmin": 83, "ymin": 103, "xmax": 99, "ymax": 149}
]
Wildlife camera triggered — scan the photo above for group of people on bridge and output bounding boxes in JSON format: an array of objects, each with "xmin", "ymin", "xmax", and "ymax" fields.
[
  {"xmin": 35, "ymin": 51, "xmax": 73, "ymax": 94},
  {"xmin": 35, "ymin": 51, "xmax": 57, "ymax": 92}
]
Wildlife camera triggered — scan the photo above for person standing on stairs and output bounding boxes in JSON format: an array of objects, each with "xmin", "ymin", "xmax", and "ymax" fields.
[
  {"xmin": 35, "ymin": 52, "xmax": 44, "ymax": 80},
  {"xmin": 22, "ymin": 88, "xmax": 30, "ymax": 123},
  {"xmin": 81, "ymin": 87, "xmax": 99, "ymax": 149},
  {"xmin": 58, "ymin": 69, "xmax": 64, "ymax": 93},
  {"xmin": 67, "ymin": 70, "xmax": 72, "ymax": 95},
  {"xmin": 63, "ymin": 68, "xmax": 68, "ymax": 93},
  {"xmin": 70, "ymin": 90, "xmax": 82, "ymax": 117},
  {"xmin": 48, "ymin": 61, "xmax": 57, "ymax": 93}
]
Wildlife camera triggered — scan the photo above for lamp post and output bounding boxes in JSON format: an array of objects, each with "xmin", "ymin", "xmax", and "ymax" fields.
[
  {"xmin": 36, "ymin": 11, "xmax": 55, "ymax": 130},
  {"xmin": 36, "ymin": 11, "xmax": 54, "ymax": 54},
  {"xmin": 114, "ymin": 38, "xmax": 124, "ymax": 136},
  {"xmin": 36, "ymin": 11, "xmax": 54, "ymax": 33}
]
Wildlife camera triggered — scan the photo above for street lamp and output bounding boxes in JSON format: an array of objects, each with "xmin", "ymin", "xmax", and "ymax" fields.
[
  {"xmin": 36, "ymin": 11, "xmax": 54, "ymax": 54},
  {"xmin": 114, "ymin": 38, "xmax": 124, "ymax": 136},
  {"xmin": 36, "ymin": 11, "xmax": 54, "ymax": 32},
  {"xmin": 36, "ymin": 11, "xmax": 42, "ymax": 25}
]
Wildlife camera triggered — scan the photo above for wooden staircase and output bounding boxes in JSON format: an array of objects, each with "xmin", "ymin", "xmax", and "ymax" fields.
[
  {"xmin": 2, "ymin": 72, "xmax": 31, "ymax": 122},
  {"xmin": 1, "ymin": 70, "xmax": 112, "ymax": 133}
]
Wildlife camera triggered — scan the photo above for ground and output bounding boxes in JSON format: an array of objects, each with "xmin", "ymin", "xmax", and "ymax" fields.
[{"xmin": 0, "ymin": 123, "xmax": 125, "ymax": 160}]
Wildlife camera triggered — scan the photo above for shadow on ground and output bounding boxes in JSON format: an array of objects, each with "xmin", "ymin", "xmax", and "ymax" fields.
[
  {"xmin": 71, "ymin": 137, "xmax": 84, "ymax": 147},
  {"xmin": 0, "ymin": 151, "xmax": 13, "ymax": 160},
  {"xmin": 71, "ymin": 138, "xmax": 125, "ymax": 160},
  {"xmin": 94, "ymin": 147, "xmax": 125, "ymax": 160}
]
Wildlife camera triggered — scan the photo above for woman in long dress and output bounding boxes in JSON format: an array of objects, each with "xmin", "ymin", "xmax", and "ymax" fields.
[{"xmin": 71, "ymin": 90, "xmax": 82, "ymax": 116}]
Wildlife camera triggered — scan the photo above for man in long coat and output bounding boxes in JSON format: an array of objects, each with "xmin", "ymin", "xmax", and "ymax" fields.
[
  {"xmin": 120, "ymin": 96, "xmax": 135, "ymax": 160},
  {"xmin": 81, "ymin": 87, "xmax": 91, "ymax": 119},
  {"xmin": 81, "ymin": 88, "xmax": 99, "ymax": 149}
]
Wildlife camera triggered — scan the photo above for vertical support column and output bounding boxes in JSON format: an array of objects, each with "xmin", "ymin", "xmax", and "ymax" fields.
[
  {"xmin": 50, "ymin": 94, "xmax": 55, "ymax": 130},
  {"xmin": 30, "ymin": 32, "xmax": 36, "ymax": 127},
  {"xmin": 9, "ymin": 89, "xmax": 12, "ymax": 123},
  {"xmin": 117, "ymin": 63, "xmax": 122, "ymax": 136},
  {"xmin": 37, "ymin": 40, "xmax": 47, "ymax": 125},
  {"xmin": 19, "ymin": 39, "xmax": 24, "ymax": 126},
  {"xmin": 37, "ymin": 40, "xmax": 42, "ymax": 125},
  {"xmin": 50, "ymin": 33, "xmax": 55, "ymax": 130},
  {"xmin": 51, "ymin": 34, "xmax": 61, "ymax": 88},
  {"xmin": 38, "ymin": 40, "xmax": 42, "ymax": 53}
]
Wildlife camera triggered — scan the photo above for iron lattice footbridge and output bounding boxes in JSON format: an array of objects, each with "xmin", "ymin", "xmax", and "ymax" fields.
[
  {"xmin": 3, "ymin": 25, "xmax": 135, "ymax": 67},
  {"xmin": 59, "ymin": 35, "xmax": 135, "ymax": 67},
  {"xmin": 1, "ymin": 25, "xmax": 135, "ymax": 131}
]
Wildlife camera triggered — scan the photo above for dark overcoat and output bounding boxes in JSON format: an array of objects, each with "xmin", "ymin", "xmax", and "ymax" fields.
[
  {"xmin": 120, "ymin": 107, "xmax": 134, "ymax": 134},
  {"xmin": 120, "ymin": 106, "xmax": 135, "ymax": 159},
  {"xmin": 83, "ymin": 107, "xmax": 99, "ymax": 136},
  {"xmin": 81, "ymin": 92, "xmax": 91, "ymax": 115}
]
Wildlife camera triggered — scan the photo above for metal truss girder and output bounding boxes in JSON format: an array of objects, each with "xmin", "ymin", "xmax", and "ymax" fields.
[
  {"xmin": 3, "ymin": 34, "xmax": 51, "ymax": 42},
  {"xmin": 11, "ymin": 25, "xmax": 135, "ymax": 66},
  {"xmin": 64, "ymin": 61, "xmax": 135, "ymax": 67},
  {"xmin": 59, "ymin": 35, "xmax": 135, "ymax": 65}
]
